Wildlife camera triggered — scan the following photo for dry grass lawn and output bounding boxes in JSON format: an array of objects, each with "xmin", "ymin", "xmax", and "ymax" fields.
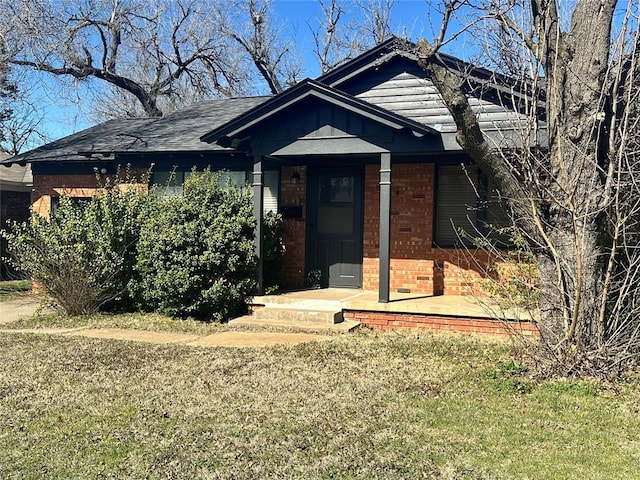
[
  {"xmin": 0, "ymin": 325, "xmax": 639, "ymax": 479},
  {"xmin": 0, "ymin": 280, "xmax": 31, "ymax": 301}
]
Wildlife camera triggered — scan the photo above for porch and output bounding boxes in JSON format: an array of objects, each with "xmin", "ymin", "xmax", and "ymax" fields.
[{"xmin": 233, "ymin": 288, "xmax": 539, "ymax": 337}]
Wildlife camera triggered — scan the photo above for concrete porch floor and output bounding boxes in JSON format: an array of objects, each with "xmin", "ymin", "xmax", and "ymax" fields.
[{"xmin": 252, "ymin": 288, "xmax": 536, "ymax": 322}]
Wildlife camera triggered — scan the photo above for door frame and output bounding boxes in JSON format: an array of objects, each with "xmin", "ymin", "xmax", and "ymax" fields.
[{"xmin": 305, "ymin": 166, "xmax": 365, "ymax": 288}]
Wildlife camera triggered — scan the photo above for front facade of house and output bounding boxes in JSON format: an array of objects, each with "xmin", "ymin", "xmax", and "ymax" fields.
[{"xmin": 3, "ymin": 39, "xmax": 533, "ymax": 304}]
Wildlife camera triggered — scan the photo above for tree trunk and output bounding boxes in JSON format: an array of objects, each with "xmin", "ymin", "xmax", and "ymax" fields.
[
  {"xmin": 537, "ymin": 222, "xmax": 603, "ymax": 372},
  {"xmin": 417, "ymin": 0, "xmax": 620, "ymax": 374},
  {"xmin": 536, "ymin": 0, "xmax": 616, "ymax": 363}
]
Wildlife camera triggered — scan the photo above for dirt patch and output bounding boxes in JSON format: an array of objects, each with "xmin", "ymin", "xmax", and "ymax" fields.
[
  {"xmin": 0, "ymin": 328, "xmax": 80, "ymax": 335},
  {"xmin": 188, "ymin": 331, "xmax": 333, "ymax": 347},
  {"xmin": 1, "ymin": 326, "xmax": 334, "ymax": 348},
  {"xmin": 67, "ymin": 328, "xmax": 199, "ymax": 344},
  {"xmin": 0, "ymin": 296, "xmax": 51, "ymax": 324}
]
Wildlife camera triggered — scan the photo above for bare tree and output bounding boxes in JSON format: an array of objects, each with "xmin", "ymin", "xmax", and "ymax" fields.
[
  {"xmin": 355, "ymin": 0, "xmax": 394, "ymax": 45},
  {"xmin": 417, "ymin": 0, "xmax": 640, "ymax": 376},
  {"xmin": 312, "ymin": 0, "xmax": 395, "ymax": 75},
  {"xmin": 1, "ymin": 0, "xmax": 247, "ymax": 118},
  {"xmin": 0, "ymin": 58, "xmax": 49, "ymax": 154},
  {"xmin": 312, "ymin": 0, "xmax": 348, "ymax": 75},
  {"xmin": 216, "ymin": 0, "xmax": 300, "ymax": 94},
  {"xmin": 2, "ymin": 0, "xmax": 394, "ymax": 119},
  {"xmin": 0, "ymin": 101, "xmax": 47, "ymax": 155},
  {"xmin": 0, "ymin": 51, "xmax": 17, "ymax": 151}
]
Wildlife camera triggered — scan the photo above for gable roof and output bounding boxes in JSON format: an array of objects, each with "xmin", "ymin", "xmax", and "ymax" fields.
[
  {"xmin": 316, "ymin": 37, "xmax": 415, "ymax": 88},
  {"xmin": 203, "ymin": 38, "xmax": 542, "ymax": 152},
  {"xmin": 200, "ymin": 78, "xmax": 437, "ymax": 147}
]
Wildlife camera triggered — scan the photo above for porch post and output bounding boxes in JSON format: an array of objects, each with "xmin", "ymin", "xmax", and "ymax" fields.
[
  {"xmin": 253, "ymin": 155, "xmax": 264, "ymax": 295},
  {"xmin": 379, "ymin": 151, "xmax": 391, "ymax": 303}
]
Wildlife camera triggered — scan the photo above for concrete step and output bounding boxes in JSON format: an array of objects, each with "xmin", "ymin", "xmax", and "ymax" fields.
[
  {"xmin": 252, "ymin": 305, "xmax": 343, "ymax": 324},
  {"xmin": 251, "ymin": 295, "xmax": 344, "ymax": 311},
  {"xmin": 230, "ymin": 315, "xmax": 360, "ymax": 333}
]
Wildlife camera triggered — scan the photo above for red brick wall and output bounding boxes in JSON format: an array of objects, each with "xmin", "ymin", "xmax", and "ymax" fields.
[
  {"xmin": 33, "ymin": 174, "xmax": 98, "ymax": 216},
  {"xmin": 363, "ymin": 163, "xmax": 437, "ymax": 294},
  {"xmin": 280, "ymin": 166, "xmax": 307, "ymax": 289},
  {"xmin": 274, "ymin": 161, "xmax": 501, "ymax": 294},
  {"xmin": 34, "ymin": 164, "xmax": 501, "ymax": 295},
  {"xmin": 343, "ymin": 310, "xmax": 539, "ymax": 337},
  {"xmin": 361, "ymin": 162, "xmax": 497, "ymax": 296},
  {"xmin": 32, "ymin": 171, "xmax": 148, "ymax": 217}
]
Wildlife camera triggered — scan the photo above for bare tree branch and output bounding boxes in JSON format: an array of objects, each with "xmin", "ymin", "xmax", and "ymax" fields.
[
  {"xmin": 217, "ymin": 0, "xmax": 299, "ymax": 94},
  {"xmin": 2, "ymin": 0, "xmax": 246, "ymax": 118}
]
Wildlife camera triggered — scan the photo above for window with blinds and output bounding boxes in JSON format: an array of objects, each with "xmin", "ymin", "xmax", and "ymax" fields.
[
  {"xmin": 435, "ymin": 164, "xmax": 511, "ymax": 247},
  {"xmin": 435, "ymin": 165, "xmax": 480, "ymax": 246},
  {"xmin": 153, "ymin": 169, "xmax": 279, "ymax": 214},
  {"xmin": 262, "ymin": 170, "xmax": 279, "ymax": 214}
]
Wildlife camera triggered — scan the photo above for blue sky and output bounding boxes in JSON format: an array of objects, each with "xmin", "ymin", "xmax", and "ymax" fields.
[
  {"xmin": 27, "ymin": 0, "xmax": 446, "ymax": 147},
  {"xmin": 274, "ymin": 0, "xmax": 435, "ymax": 59}
]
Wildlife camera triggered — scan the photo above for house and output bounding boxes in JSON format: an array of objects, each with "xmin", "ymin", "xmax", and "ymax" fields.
[
  {"xmin": 0, "ymin": 38, "xmax": 539, "ymax": 334},
  {"xmin": 0, "ymin": 151, "xmax": 32, "ymax": 279}
]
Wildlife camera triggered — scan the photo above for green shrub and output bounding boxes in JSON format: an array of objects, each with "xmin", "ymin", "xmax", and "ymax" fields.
[
  {"xmin": 3, "ymin": 167, "xmax": 281, "ymax": 321},
  {"xmin": 90, "ymin": 173, "xmax": 154, "ymax": 312},
  {"xmin": 134, "ymin": 170, "xmax": 256, "ymax": 321},
  {"xmin": 2, "ymin": 170, "xmax": 151, "ymax": 315}
]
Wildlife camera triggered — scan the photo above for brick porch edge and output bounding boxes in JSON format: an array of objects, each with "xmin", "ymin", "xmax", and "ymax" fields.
[{"xmin": 342, "ymin": 310, "xmax": 539, "ymax": 337}]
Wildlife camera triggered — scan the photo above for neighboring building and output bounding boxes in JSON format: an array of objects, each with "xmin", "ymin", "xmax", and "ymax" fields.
[
  {"xmin": 0, "ymin": 38, "xmax": 539, "ymax": 303},
  {"xmin": 0, "ymin": 151, "xmax": 32, "ymax": 279}
]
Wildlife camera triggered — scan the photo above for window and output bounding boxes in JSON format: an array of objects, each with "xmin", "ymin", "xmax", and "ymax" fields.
[
  {"xmin": 317, "ymin": 174, "xmax": 355, "ymax": 234},
  {"xmin": 214, "ymin": 170, "xmax": 249, "ymax": 188},
  {"xmin": 153, "ymin": 171, "xmax": 185, "ymax": 197},
  {"xmin": 262, "ymin": 170, "xmax": 279, "ymax": 214},
  {"xmin": 152, "ymin": 169, "xmax": 279, "ymax": 213},
  {"xmin": 51, "ymin": 196, "xmax": 92, "ymax": 214},
  {"xmin": 435, "ymin": 165, "xmax": 511, "ymax": 247}
]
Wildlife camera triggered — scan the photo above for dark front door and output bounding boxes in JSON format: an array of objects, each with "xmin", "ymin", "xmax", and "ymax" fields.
[{"xmin": 307, "ymin": 168, "xmax": 363, "ymax": 288}]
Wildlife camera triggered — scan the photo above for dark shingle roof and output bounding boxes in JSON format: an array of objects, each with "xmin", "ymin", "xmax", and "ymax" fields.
[
  {"xmin": 2, "ymin": 96, "xmax": 270, "ymax": 164},
  {"xmin": 123, "ymin": 96, "xmax": 270, "ymax": 152}
]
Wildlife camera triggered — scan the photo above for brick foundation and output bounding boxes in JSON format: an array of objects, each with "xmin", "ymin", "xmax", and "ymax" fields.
[{"xmin": 343, "ymin": 310, "xmax": 539, "ymax": 337}]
